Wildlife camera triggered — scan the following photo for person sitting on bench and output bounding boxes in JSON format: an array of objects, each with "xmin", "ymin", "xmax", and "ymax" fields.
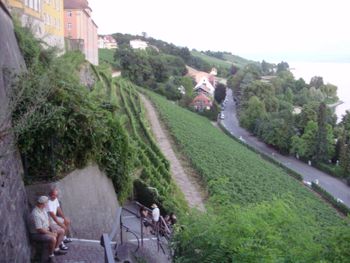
[
  {"xmin": 47, "ymin": 188, "xmax": 72, "ymax": 249},
  {"xmin": 29, "ymin": 196, "xmax": 66, "ymax": 262}
]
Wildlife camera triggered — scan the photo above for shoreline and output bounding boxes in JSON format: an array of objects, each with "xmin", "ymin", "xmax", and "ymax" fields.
[{"xmin": 328, "ymin": 100, "xmax": 344, "ymax": 108}]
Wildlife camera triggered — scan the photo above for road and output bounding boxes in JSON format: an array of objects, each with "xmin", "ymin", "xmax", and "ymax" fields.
[{"xmin": 222, "ymin": 89, "xmax": 350, "ymax": 208}]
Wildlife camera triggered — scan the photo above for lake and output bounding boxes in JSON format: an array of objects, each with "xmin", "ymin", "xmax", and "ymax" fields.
[{"xmin": 289, "ymin": 62, "xmax": 350, "ymax": 122}]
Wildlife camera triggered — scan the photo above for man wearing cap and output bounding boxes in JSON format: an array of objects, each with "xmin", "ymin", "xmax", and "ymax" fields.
[{"xmin": 29, "ymin": 196, "xmax": 66, "ymax": 262}]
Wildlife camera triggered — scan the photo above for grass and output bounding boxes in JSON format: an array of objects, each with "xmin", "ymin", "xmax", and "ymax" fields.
[{"xmin": 145, "ymin": 89, "xmax": 346, "ymax": 227}]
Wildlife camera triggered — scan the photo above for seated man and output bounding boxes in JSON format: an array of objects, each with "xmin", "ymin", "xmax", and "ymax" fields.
[
  {"xmin": 29, "ymin": 196, "xmax": 66, "ymax": 263},
  {"xmin": 47, "ymin": 188, "xmax": 72, "ymax": 249}
]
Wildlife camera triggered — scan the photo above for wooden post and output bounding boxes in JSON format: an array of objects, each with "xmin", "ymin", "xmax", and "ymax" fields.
[
  {"xmin": 120, "ymin": 214, "xmax": 123, "ymax": 245},
  {"xmin": 141, "ymin": 215, "xmax": 143, "ymax": 247}
]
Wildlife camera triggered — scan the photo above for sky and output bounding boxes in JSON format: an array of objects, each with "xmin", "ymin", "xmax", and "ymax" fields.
[{"xmin": 88, "ymin": 0, "xmax": 350, "ymax": 63}]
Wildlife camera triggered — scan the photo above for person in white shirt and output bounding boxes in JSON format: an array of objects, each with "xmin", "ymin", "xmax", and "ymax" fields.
[
  {"xmin": 47, "ymin": 188, "xmax": 72, "ymax": 249},
  {"xmin": 30, "ymin": 196, "xmax": 66, "ymax": 262},
  {"xmin": 151, "ymin": 203, "xmax": 160, "ymax": 235}
]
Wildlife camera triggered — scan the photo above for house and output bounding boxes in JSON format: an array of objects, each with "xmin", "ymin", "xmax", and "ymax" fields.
[
  {"xmin": 191, "ymin": 93, "xmax": 213, "ymax": 111},
  {"xmin": 3, "ymin": 0, "xmax": 64, "ymax": 49},
  {"xmin": 98, "ymin": 35, "xmax": 117, "ymax": 49},
  {"xmin": 130, "ymin": 39, "xmax": 148, "ymax": 50},
  {"xmin": 64, "ymin": 0, "xmax": 98, "ymax": 65},
  {"xmin": 194, "ymin": 76, "xmax": 215, "ymax": 96}
]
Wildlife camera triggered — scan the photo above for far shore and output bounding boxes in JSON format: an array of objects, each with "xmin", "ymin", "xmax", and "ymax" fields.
[{"xmin": 328, "ymin": 100, "xmax": 344, "ymax": 108}]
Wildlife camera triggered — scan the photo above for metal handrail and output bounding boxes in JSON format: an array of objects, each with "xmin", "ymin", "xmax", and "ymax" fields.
[
  {"xmin": 134, "ymin": 201, "xmax": 173, "ymax": 255},
  {"xmin": 121, "ymin": 224, "xmax": 140, "ymax": 253},
  {"xmin": 100, "ymin": 233, "xmax": 115, "ymax": 263}
]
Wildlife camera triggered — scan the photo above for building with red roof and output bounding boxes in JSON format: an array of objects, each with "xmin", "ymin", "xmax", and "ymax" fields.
[{"xmin": 191, "ymin": 93, "xmax": 213, "ymax": 111}]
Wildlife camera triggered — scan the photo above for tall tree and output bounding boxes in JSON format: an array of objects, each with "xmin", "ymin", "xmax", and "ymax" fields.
[
  {"xmin": 240, "ymin": 96, "xmax": 267, "ymax": 131},
  {"xmin": 315, "ymin": 103, "xmax": 335, "ymax": 162},
  {"xmin": 276, "ymin": 61, "xmax": 289, "ymax": 73},
  {"xmin": 339, "ymin": 111, "xmax": 350, "ymax": 174},
  {"xmin": 310, "ymin": 76, "xmax": 324, "ymax": 89},
  {"xmin": 214, "ymin": 83, "xmax": 227, "ymax": 104}
]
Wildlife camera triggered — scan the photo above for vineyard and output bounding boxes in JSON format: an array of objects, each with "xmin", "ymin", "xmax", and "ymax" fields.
[
  {"xmin": 113, "ymin": 78, "xmax": 187, "ymax": 213},
  {"xmin": 144, "ymin": 90, "xmax": 350, "ymax": 261}
]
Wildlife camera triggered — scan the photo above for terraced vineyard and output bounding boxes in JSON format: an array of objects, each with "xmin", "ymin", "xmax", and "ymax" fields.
[
  {"xmin": 114, "ymin": 78, "xmax": 187, "ymax": 213},
  {"xmin": 144, "ymin": 90, "xmax": 350, "ymax": 261}
]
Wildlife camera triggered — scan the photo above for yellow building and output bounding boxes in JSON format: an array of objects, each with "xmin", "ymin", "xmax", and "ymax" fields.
[
  {"xmin": 3, "ymin": 0, "xmax": 43, "ymax": 37},
  {"xmin": 3, "ymin": 0, "xmax": 64, "ymax": 50},
  {"xmin": 42, "ymin": 0, "xmax": 64, "ymax": 49}
]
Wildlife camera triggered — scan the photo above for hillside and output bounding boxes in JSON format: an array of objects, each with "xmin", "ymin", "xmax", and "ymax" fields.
[
  {"xmin": 191, "ymin": 50, "xmax": 253, "ymax": 69},
  {"xmin": 144, "ymin": 90, "xmax": 350, "ymax": 262}
]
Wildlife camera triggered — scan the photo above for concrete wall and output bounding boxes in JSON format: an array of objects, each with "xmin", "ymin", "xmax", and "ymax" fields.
[
  {"xmin": 0, "ymin": 3, "xmax": 31, "ymax": 263},
  {"xmin": 26, "ymin": 165, "xmax": 120, "ymax": 240}
]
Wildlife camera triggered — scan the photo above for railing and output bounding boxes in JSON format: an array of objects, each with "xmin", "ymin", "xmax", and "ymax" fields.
[
  {"xmin": 134, "ymin": 201, "xmax": 172, "ymax": 253},
  {"xmin": 101, "ymin": 202, "xmax": 172, "ymax": 262},
  {"xmin": 120, "ymin": 206, "xmax": 140, "ymax": 253},
  {"xmin": 100, "ymin": 233, "xmax": 115, "ymax": 263}
]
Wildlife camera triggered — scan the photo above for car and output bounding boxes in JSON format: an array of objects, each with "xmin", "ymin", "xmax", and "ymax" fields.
[{"xmin": 220, "ymin": 113, "xmax": 225, "ymax": 120}]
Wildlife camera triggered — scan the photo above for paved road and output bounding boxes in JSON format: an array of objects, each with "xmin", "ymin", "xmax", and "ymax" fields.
[{"xmin": 222, "ymin": 89, "xmax": 350, "ymax": 208}]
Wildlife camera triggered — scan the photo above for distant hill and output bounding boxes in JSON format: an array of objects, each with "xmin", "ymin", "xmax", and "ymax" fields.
[
  {"xmin": 191, "ymin": 50, "xmax": 255, "ymax": 69},
  {"xmin": 101, "ymin": 33, "xmax": 256, "ymax": 77}
]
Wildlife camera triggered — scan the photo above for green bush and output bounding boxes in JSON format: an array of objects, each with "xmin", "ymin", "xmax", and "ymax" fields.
[{"xmin": 12, "ymin": 25, "xmax": 133, "ymax": 203}]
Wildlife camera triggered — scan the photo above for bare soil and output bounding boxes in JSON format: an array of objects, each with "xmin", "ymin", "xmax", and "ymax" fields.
[{"xmin": 139, "ymin": 94, "xmax": 206, "ymax": 211}]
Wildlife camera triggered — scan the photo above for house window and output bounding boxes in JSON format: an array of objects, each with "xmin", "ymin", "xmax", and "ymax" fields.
[
  {"xmin": 67, "ymin": 23, "xmax": 72, "ymax": 30},
  {"xmin": 68, "ymin": 11, "xmax": 72, "ymax": 17}
]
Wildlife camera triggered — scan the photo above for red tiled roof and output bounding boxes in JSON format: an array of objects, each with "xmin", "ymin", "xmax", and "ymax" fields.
[
  {"xmin": 192, "ymin": 93, "xmax": 212, "ymax": 106},
  {"xmin": 64, "ymin": 0, "xmax": 90, "ymax": 10}
]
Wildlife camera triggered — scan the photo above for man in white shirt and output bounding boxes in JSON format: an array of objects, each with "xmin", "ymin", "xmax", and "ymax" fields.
[
  {"xmin": 47, "ymin": 188, "xmax": 72, "ymax": 249},
  {"xmin": 151, "ymin": 203, "xmax": 160, "ymax": 235},
  {"xmin": 30, "ymin": 196, "xmax": 66, "ymax": 262}
]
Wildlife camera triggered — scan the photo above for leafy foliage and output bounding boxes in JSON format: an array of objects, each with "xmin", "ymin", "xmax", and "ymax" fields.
[
  {"xmin": 115, "ymin": 78, "xmax": 187, "ymax": 213},
  {"xmin": 11, "ymin": 24, "xmax": 133, "ymax": 202}
]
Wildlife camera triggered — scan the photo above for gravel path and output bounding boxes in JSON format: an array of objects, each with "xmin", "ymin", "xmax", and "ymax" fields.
[{"xmin": 140, "ymin": 94, "xmax": 205, "ymax": 211}]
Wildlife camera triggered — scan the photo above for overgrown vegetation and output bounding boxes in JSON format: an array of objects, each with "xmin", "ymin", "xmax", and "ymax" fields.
[
  {"xmin": 145, "ymin": 90, "xmax": 350, "ymax": 262},
  {"xmin": 11, "ymin": 23, "xmax": 133, "ymax": 202},
  {"xmin": 114, "ymin": 78, "xmax": 187, "ymax": 214}
]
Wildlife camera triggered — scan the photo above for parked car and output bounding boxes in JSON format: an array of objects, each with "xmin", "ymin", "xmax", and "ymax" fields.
[{"xmin": 220, "ymin": 113, "xmax": 225, "ymax": 120}]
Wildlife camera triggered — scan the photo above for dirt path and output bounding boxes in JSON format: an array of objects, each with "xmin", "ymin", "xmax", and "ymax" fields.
[{"xmin": 139, "ymin": 94, "xmax": 206, "ymax": 211}]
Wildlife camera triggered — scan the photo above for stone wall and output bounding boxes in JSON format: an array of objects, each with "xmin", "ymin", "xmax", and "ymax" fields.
[
  {"xmin": 26, "ymin": 165, "xmax": 120, "ymax": 240},
  {"xmin": 0, "ymin": 2, "xmax": 31, "ymax": 262}
]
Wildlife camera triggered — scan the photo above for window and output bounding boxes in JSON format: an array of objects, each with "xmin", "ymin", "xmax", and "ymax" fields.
[
  {"xmin": 67, "ymin": 23, "xmax": 72, "ymax": 30},
  {"xmin": 68, "ymin": 11, "xmax": 72, "ymax": 17}
]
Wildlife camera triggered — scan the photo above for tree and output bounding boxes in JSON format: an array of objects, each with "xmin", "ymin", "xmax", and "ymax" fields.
[
  {"xmin": 261, "ymin": 60, "xmax": 275, "ymax": 75},
  {"xmin": 310, "ymin": 76, "xmax": 324, "ymax": 89},
  {"xmin": 230, "ymin": 64, "xmax": 238, "ymax": 75},
  {"xmin": 276, "ymin": 61, "xmax": 289, "ymax": 73},
  {"xmin": 320, "ymin": 83, "xmax": 338, "ymax": 102},
  {"xmin": 315, "ymin": 103, "xmax": 335, "ymax": 162},
  {"xmin": 240, "ymin": 96, "xmax": 267, "ymax": 132},
  {"xmin": 339, "ymin": 111, "xmax": 350, "ymax": 174},
  {"xmin": 296, "ymin": 102, "xmax": 318, "ymax": 132},
  {"xmin": 291, "ymin": 121, "xmax": 318, "ymax": 159},
  {"xmin": 214, "ymin": 83, "xmax": 226, "ymax": 104}
]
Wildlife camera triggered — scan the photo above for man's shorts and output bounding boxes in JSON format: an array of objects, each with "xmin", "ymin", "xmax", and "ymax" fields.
[
  {"xmin": 50, "ymin": 223, "xmax": 64, "ymax": 233},
  {"xmin": 30, "ymin": 233, "xmax": 54, "ymax": 242},
  {"xmin": 50, "ymin": 216, "xmax": 64, "ymax": 227}
]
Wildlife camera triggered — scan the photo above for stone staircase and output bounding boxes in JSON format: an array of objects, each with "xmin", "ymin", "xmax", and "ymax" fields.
[{"xmin": 51, "ymin": 202, "xmax": 171, "ymax": 263}]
